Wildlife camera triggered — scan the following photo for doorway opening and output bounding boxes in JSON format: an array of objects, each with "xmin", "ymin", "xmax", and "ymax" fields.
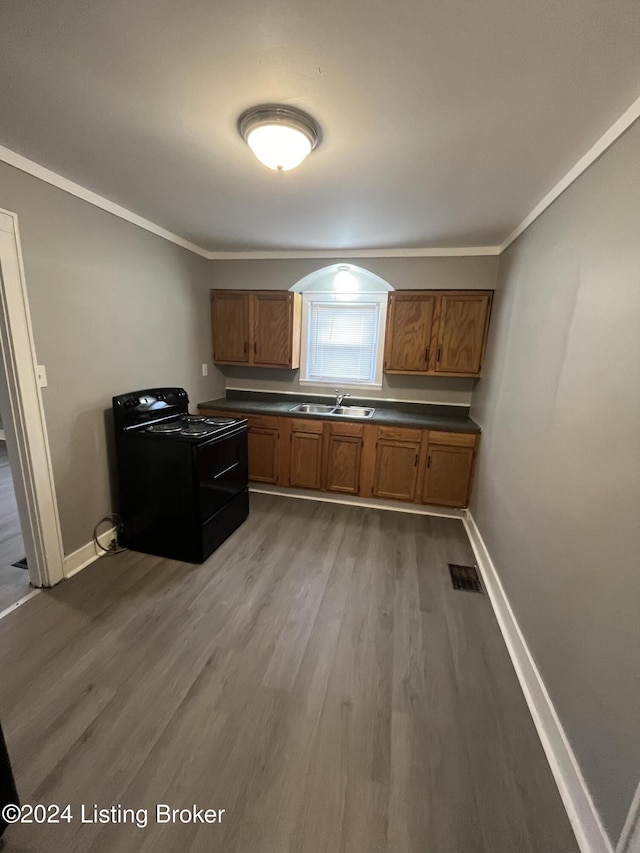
[{"xmin": 0, "ymin": 207, "xmax": 64, "ymax": 606}]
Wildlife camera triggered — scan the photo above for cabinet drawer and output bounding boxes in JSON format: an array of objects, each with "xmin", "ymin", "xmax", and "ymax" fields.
[
  {"xmin": 377, "ymin": 425, "xmax": 422, "ymax": 443},
  {"xmin": 329, "ymin": 422, "xmax": 364, "ymax": 437},
  {"xmin": 246, "ymin": 414, "xmax": 279, "ymax": 431},
  {"xmin": 291, "ymin": 418, "xmax": 324, "ymax": 434},
  {"xmin": 428, "ymin": 430, "xmax": 477, "ymax": 447}
]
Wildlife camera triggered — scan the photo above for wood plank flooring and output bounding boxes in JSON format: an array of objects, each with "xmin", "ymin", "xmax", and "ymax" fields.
[{"xmin": 0, "ymin": 493, "xmax": 578, "ymax": 852}]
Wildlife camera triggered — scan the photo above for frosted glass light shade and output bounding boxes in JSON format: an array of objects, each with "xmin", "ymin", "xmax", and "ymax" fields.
[
  {"xmin": 246, "ymin": 124, "xmax": 312, "ymax": 171},
  {"xmin": 239, "ymin": 105, "xmax": 320, "ymax": 172}
]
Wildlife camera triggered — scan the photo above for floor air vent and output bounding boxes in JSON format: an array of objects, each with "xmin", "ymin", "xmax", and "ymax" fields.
[{"xmin": 449, "ymin": 563, "xmax": 484, "ymax": 593}]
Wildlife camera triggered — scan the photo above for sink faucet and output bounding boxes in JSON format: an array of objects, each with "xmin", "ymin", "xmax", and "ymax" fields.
[{"xmin": 335, "ymin": 390, "xmax": 351, "ymax": 406}]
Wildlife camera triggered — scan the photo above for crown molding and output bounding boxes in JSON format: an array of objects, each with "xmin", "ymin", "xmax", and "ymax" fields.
[
  {"xmin": 204, "ymin": 246, "xmax": 500, "ymax": 259},
  {"xmin": 0, "ymin": 144, "xmax": 210, "ymax": 258},
  {"xmin": 500, "ymin": 95, "xmax": 640, "ymax": 253}
]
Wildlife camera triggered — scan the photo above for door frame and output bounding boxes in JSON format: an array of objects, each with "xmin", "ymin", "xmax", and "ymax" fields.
[{"xmin": 0, "ymin": 207, "xmax": 65, "ymax": 587}]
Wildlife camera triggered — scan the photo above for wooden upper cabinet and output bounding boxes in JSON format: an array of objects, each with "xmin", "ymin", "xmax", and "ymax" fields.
[
  {"xmin": 253, "ymin": 292, "xmax": 299, "ymax": 368},
  {"xmin": 384, "ymin": 293, "xmax": 436, "ymax": 373},
  {"xmin": 434, "ymin": 292, "xmax": 492, "ymax": 376},
  {"xmin": 211, "ymin": 292, "xmax": 250, "ymax": 364},
  {"xmin": 383, "ymin": 290, "xmax": 492, "ymax": 377},
  {"xmin": 210, "ymin": 290, "xmax": 302, "ymax": 368}
]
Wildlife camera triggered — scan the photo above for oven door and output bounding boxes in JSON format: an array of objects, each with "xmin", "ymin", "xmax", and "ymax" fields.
[{"xmin": 196, "ymin": 425, "xmax": 248, "ymax": 523}]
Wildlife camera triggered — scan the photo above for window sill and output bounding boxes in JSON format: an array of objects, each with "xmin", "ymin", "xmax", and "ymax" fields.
[{"xmin": 299, "ymin": 379, "xmax": 383, "ymax": 392}]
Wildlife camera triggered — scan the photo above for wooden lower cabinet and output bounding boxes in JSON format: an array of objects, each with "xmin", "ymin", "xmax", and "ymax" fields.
[
  {"xmin": 372, "ymin": 428, "xmax": 422, "ymax": 501},
  {"xmin": 420, "ymin": 431, "xmax": 477, "ymax": 508},
  {"xmin": 247, "ymin": 428, "xmax": 279, "ymax": 483},
  {"xmin": 324, "ymin": 423, "xmax": 363, "ymax": 495},
  {"xmin": 198, "ymin": 407, "xmax": 478, "ymax": 508},
  {"xmin": 284, "ymin": 419, "xmax": 323, "ymax": 490},
  {"xmin": 289, "ymin": 433, "xmax": 323, "ymax": 489}
]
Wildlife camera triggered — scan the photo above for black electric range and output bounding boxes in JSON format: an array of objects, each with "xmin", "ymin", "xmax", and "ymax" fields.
[{"xmin": 113, "ymin": 387, "xmax": 249, "ymax": 563}]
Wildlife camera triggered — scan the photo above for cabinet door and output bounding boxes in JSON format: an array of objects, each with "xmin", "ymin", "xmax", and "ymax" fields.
[
  {"xmin": 372, "ymin": 439, "xmax": 420, "ymax": 501},
  {"xmin": 211, "ymin": 292, "xmax": 250, "ymax": 364},
  {"xmin": 434, "ymin": 292, "xmax": 491, "ymax": 376},
  {"xmin": 289, "ymin": 432, "xmax": 323, "ymax": 490},
  {"xmin": 325, "ymin": 434, "xmax": 362, "ymax": 494},
  {"xmin": 253, "ymin": 292, "xmax": 300, "ymax": 368},
  {"xmin": 384, "ymin": 293, "xmax": 436, "ymax": 373},
  {"xmin": 421, "ymin": 444, "xmax": 475, "ymax": 508},
  {"xmin": 247, "ymin": 428, "xmax": 279, "ymax": 483}
]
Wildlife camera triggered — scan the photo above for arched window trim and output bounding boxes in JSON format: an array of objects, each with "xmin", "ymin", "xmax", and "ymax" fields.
[
  {"xmin": 290, "ymin": 265, "xmax": 393, "ymax": 391},
  {"xmin": 289, "ymin": 263, "xmax": 394, "ymax": 294}
]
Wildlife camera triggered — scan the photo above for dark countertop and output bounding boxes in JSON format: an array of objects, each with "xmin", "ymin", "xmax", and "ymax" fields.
[{"xmin": 198, "ymin": 390, "xmax": 480, "ymax": 434}]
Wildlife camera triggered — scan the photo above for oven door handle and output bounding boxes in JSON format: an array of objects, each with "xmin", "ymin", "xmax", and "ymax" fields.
[{"xmin": 213, "ymin": 461, "xmax": 240, "ymax": 480}]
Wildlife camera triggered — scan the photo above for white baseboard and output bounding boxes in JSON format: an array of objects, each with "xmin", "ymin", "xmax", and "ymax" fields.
[
  {"xmin": 463, "ymin": 509, "xmax": 613, "ymax": 853},
  {"xmin": 250, "ymin": 484, "xmax": 465, "ymax": 519},
  {"xmin": 617, "ymin": 781, "xmax": 640, "ymax": 853},
  {"xmin": 64, "ymin": 525, "xmax": 117, "ymax": 579}
]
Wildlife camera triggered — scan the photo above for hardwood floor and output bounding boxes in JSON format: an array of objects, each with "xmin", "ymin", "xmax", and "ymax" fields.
[
  {"xmin": 0, "ymin": 494, "xmax": 578, "ymax": 852},
  {"xmin": 0, "ymin": 445, "xmax": 30, "ymax": 610}
]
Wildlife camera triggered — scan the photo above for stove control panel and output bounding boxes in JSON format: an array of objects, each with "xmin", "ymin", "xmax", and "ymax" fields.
[{"xmin": 113, "ymin": 387, "xmax": 190, "ymax": 431}]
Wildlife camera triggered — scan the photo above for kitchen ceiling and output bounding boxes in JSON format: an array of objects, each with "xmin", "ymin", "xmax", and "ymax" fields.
[{"xmin": 0, "ymin": 0, "xmax": 639, "ymax": 253}]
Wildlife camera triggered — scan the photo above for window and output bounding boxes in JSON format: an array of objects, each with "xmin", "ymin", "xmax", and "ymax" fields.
[
  {"xmin": 302, "ymin": 294, "xmax": 387, "ymax": 387},
  {"xmin": 292, "ymin": 265, "xmax": 392, "ymax": 390}
]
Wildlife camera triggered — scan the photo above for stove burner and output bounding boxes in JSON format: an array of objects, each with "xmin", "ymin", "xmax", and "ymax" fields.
[
  {"xmin": 144, "ymin": 415, "xmax": 240, "ymax": 439},
  {"xmin": 147, "ymin": 422, "xmax": 183, "ymax": 434},
  {"xmin": 182, "ymin": 425, "xmax": 211, "ymax": 436}
]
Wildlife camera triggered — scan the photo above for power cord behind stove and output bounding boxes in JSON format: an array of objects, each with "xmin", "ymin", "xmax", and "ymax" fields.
[{"xmin": 93, "ymin": 513, "xmax": 128, "ymax": 556}]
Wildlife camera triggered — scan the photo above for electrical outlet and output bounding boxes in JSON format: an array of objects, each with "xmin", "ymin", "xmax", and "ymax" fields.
[{"xmin": 202, "ymin": 363, "xmax": 208, "ymax": 377}]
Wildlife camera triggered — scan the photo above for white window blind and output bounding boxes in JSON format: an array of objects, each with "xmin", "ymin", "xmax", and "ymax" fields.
[{"xmin": 306, "ymin": 301, "xmax": 381, "ymax": 384}]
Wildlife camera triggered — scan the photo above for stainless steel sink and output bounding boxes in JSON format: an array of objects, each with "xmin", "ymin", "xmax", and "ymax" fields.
[
  {"xmin": 332, "ymin": 406, "xmax": 375, "ymax": 418},
  {"xmin": 289, "ymin": 402, "xmax": 375, "ymax": 419},
  {"xmin": 289, "ymin": 403, "xmax": 337, "ymax": 414}
]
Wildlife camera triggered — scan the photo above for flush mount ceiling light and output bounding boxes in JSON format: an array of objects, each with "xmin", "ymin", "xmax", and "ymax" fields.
[{"xmin": 238, "ymin": 105, "xmax": 320, "ymax": 172}]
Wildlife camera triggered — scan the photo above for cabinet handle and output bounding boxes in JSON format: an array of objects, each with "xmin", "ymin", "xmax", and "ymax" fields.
[
  {"xmin": 244, "ymin": 341, "xmax": 248, "ymax": 354},
  {"xmin": 425, "ymin": 347, "xmax": 429, "ymax": 362},
  {"xmin": 254, "ymin": 342, "xmax": 257, "ymax": 355},
  {"xmin": 436, "ymin": 348, "xmax": 441, "ymax": 362},
  {"xmin": 427, "ymin": 454, "xmax": 431, "ymax": 468},
  {"xmin": 414, "ymin": 453, "xmax": 418, "ymax": 467}
]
